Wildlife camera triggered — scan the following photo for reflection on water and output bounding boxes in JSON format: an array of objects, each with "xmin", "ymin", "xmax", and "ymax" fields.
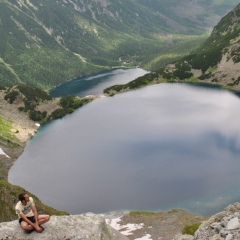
[{"xmin": 9, "ymin": 83, "xmax": 240, "ymax": 216}]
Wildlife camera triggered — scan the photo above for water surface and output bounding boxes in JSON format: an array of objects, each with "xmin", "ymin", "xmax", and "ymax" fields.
[
  {"xmin": 50, "ymin": 68, "xmax": 148, "ymax": 97},
  {"xmin": 9, "ymin": 83, "xmax": 240, "ymax": 216}
]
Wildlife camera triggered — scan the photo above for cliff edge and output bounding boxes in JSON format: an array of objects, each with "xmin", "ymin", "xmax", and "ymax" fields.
[{"xmin": 0, "ymin": 213, "xmax": 128, "ymax": 240}]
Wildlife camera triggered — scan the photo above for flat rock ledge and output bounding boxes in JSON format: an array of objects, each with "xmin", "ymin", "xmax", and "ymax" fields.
[
  {"xmin": 0, "ymin": 213, "xmax": 128, "ymax": 240},
  {"xmin": 191, "ymin": 202, "xmax": 240, "ymax": 240}
]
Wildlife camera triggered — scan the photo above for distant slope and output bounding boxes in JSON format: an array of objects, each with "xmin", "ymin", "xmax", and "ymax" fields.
[
  {"xmin": 0, "ymin": 0, "xmax": 238, "ymax": 89},
  {"xmin": 104, "ymin": 3, "xmax": 240, "ymax": 95},
  {"xmin": 166, "ymin": 2, "xmax": 240, "ymax": 89}
]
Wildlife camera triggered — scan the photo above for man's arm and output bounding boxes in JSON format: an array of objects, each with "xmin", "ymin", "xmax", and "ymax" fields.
[
  {"xmin": 19, "ymin": 208, "xmax": 42, "ymax": 233},
  {"xmin": 31, "ymin": 205, "xmax": 42, "ymax": 232},
  {"xmin": 32, "ymin": 205, "xmax": 39, "ymax": 226}
]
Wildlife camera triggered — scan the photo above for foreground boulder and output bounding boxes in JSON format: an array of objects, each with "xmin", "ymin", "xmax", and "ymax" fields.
[
  {"xmin": 193, "ymin": 202, "xmax": 240, "ymax": 240},
  {"xmin": 0, "ymin": 213, "xmax": 128, "ymax": 240}
]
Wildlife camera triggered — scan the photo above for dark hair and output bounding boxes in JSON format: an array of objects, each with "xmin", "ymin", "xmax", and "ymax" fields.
[{"xmin": 18, "ymin": 193, "xmax": 26, "ymax": 201}]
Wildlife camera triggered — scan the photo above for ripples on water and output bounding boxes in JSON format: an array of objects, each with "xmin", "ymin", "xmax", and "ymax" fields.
[{"xmin": 9, "ymin": 83, "xmax": 240, "ymax": 216}]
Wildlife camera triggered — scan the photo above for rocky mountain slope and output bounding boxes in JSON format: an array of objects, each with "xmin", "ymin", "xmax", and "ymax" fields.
[
  {"xmin": 104, "ymin": 3, "xmax": 240, "ymax": 95},
  {"xmin": 0, "ymin": 208, "xmax": 208, "ymax": 240},
  {"xmin": 0, "ymin": 0, "xmax": 238, "ymax": 88},
  {"xmin": 193, "ymin": 202, "xmax": 240, "ymax": 240},
  {"xmin": 1, "ymin": 203, "xmax": 240, "ymax": 240},
  {"xmin": 172, "ymin": 2, "xmax": 240, "ymax": 89},
  {"xmin": 1, "ymin": 2, "xmax": 240, "ymax": 239}
]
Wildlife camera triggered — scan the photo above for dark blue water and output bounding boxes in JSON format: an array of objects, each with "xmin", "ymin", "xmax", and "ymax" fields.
[
  {"xmin": 9, "ymin": 81, "xmax": 240, "ymax": 216},
  {"xmin": 50, "ymin": 68, "xmax": 149, "ymax": 97}
]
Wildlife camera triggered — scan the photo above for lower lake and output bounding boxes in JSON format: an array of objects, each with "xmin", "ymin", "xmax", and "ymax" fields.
[{"xmin": 9, "ymin": 81, "xmax": 240, "ymax": 216}]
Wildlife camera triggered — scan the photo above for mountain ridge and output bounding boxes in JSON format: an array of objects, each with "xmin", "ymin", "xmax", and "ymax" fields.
[
  {"xmin": 104, "ymin": 3, "xmax": 240, "ymax": 95},
  {"xmin": 1, "ymin": 2, "xmax": 240, "ymax": 239},
  {"xmin": 0, "ymin": 0, "xmax": 238, "ymax": 89}
]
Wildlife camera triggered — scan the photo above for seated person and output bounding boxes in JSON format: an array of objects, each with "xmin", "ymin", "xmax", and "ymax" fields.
[{"xmin": 15, "ymin": 193, "xmax": 50, "ymax": 233}]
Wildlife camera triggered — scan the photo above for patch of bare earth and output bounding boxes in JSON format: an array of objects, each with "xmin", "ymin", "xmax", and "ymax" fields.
[
  {"xmin": 35, "ymin": 97, "xmax": 60, "ymax": 114},
  {"xmin": 107, "ymin": 210, "xmax": 207, "ymax": 240},
  {"xmin": 0, "ymin": 90, "xmax": 38, "ymax": 144},
  {"xmin": 0, "ymin": 91, "xmax": 62, "ymax": 179}
]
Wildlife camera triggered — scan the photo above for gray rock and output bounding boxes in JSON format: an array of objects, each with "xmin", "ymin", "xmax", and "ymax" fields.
[
  {"xmin": 226, "ymin": 217, "xmax": 240, "ymax": 230},
  {"xmin": 0, "ymin": 213, "xmax": 129, "ymax": 240},
  {"xmin": 225, "ymin": 234, "xmax": 234, "ymax": 240},
  {"xmin": 176, "ymin": 234, "xmax": 194, "ymax": 240},
  {"xmin": 210, "ymin": 234, "xmax": 223, "ymax": 240},
  {"xmin": 193, "ymin": 203, "xmax": 240, "ymax": 240}
]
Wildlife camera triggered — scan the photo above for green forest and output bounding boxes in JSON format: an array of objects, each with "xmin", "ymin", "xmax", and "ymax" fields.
[{"xmin": 0, "ymin": 0, "xmax": 238, "ymax": 89}]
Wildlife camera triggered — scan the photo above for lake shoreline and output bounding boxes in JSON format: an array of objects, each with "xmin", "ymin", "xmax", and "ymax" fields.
[
  {"xmin": 4, "ymin": 68, "xmax": 240, "ymax": 217},
  {"xmin": 9, "ymin": 82, "xmax": 240, "ymax": 217}
]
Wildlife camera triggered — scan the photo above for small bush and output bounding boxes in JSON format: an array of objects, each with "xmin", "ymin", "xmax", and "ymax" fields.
[
  {"xmin": 59, "ymin": 96, "xmax": 83, "ymax": 109},
  {"xmin": 182, "ymin": 222, "xmax": 202, "ymax": 236},
  {"xmin": 18, "ymin": 107, "xmax": 25, "ymax": 112},
  {"xmin": 162, "ymin": 72, "xmax": 173, "ymax": 79},
  {"xmin": 29, "ymin": 110, "xmax": 47, "ymax": 122},
  {"xmin": 48, "ymin": 108, "xmax": 70, "ymax": 120},
  {"xmin": 23, "ymin": 99, "xmax": 36, "ymax": 111},
  {"xmin": 4, "ymin": 90, "xmax": 19, "ymax": 104},
  {"xmin": 17, "ymin": 84, "xmax": 52, "ymax": 101},
  {"xmin": 199, "ymin": 73, "xmax": 212, "ymax": 80},
  {"xmin": 173, "ymin": 70, "xmax": 193, "ymax": 80},
  {"xmin": 129, "ymin": 211, "xmax": 155, "ymax": 217}
]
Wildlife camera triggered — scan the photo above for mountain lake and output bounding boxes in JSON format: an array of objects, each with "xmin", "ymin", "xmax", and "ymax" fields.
[{"xmin": 8, "ymin": 68, "xmax": 240, "ymax": 216}]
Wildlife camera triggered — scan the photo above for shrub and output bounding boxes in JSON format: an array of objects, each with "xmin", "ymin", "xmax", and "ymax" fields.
[
  {"xmin": 182, "ymin": 222, "xmax": 202, "ymax": 235},
  {"xmin": 29, "ymin": 110, "xmax": 47, "ymax": 122},
  {"xmin": 48, "ymin": 108, "xmax": 70, "ymax": 120},
  {"xmin": 17, "ymin": 84, "xmax": 52, "ymax": 101},
  {"xmin": 60, "ymin": 96, "xmax": 83, "ymax": 109},
  {"xmin": 18, "ymin": 107, "xmax": 25, "ymax": 112},
  {"xmin": 23, "ymin": 99, "xmax": 36, "ymax": 111},
  {"xmin": 175, "ymin": 62, "xmax": 191, "ymax": 72},
  {"xmin": 173, "ymin": 70, "xmax": 193, "ymax": 80},
  {"xmin": 4, "ymin": 90, "xmax": 19, "ymax": 104},
  {"xmin": 162, "ymin": 72, "xmax": 173, "ymax": 79},
  {"xmin": 199, "ymin": 73, "xmax": 212, "ymax": 80}
]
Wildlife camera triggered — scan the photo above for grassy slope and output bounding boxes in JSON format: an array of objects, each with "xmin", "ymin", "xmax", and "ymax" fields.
[
  {"xmin": 104, "ymin": 3, "xmax": 240, "ymax": 95},
  {"xmin": 0, "ymin": 180, "xmax": 68, "ymax": 222},
  {"xmin": 0, "ymin": 117, "xmax": 17, "ymax": 144},
  {"xmin": 0, "ymin": 0, "xmax": 238, "ymax": 89}
]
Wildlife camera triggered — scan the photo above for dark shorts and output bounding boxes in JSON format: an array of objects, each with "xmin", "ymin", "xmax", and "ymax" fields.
[{"xmin": 19, "ymin": 216, "xmax": 36, "ymax": 224}]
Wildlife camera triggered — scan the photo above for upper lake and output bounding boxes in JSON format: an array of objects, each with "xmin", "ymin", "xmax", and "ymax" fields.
[
  {"xmin": 50, "ymin": 68, "xmax": 149, "ymax": 97},
  {"xmin": 9, "ymin": 77, "xmax": 240, "ymax": 216}
]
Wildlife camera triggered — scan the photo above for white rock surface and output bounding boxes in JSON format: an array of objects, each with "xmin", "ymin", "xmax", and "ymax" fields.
[
  {"xmin": 227, "ymin": 217, "xmax": 240, "ymax": 230},
  {"xmin": 0, "ymin": 213, "xmax": 129, "ymax": 240}
]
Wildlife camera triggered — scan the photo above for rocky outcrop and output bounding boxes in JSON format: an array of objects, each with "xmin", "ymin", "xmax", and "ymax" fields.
[
  {"xmin": 0, "ymin": 213, "xmax": 128, "ymax": 240},
  {"xmin": 106, "ymin": 210, "xmax": 206, "ymax": 240},
  {"xmin": 192, "ymin": 202, "xmax": 240, "ymax": 240}
]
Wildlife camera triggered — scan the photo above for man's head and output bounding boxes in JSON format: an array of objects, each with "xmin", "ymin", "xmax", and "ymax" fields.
[{"xmin": 18, "ymin": 193, "xmax": 29, "ymax": 204}]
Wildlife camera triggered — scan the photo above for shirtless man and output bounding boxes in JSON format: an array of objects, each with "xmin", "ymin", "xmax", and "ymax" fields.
[{"xmin": 15, "ymin": 193, "xmax": 50, "ymax": 233}]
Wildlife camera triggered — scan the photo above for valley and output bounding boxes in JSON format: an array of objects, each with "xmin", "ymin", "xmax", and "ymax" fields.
[
  {"xmin": 1, "ymin": 1, "xmax": 240, "ymax": 239},
  {"xmin": 0, "ymin": 0, "xmax": 238, "ymax": 89}
]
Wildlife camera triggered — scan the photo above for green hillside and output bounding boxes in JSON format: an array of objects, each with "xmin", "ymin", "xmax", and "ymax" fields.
[
  {"xmin": 104, "ymin": 3, "xmax": 240, "ymax": 95},
  {"xmin": 0, "ymin": 0, "xmax": 238, "ymax": 89},
  {"xmin": 0, "ymin": 180, "xmax": 67, "ymax": 222}
]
